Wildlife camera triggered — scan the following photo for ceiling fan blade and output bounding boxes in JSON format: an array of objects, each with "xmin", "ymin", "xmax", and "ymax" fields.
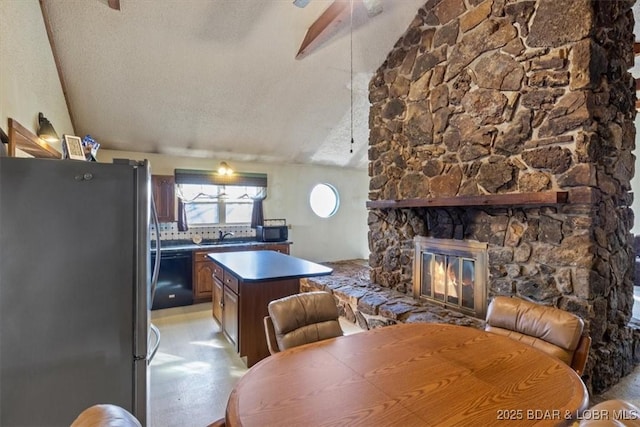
[
  {"xmin": 107, "ymin": 0, "xmax": 120, "ymax": 10},
  {"xmin": 296, "ymin": 0, "xmax": 349, "ymax": 59}
]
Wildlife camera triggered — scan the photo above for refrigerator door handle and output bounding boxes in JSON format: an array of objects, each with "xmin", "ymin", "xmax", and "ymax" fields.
[
  {"xmin": 150, "ymin": 192, "xmax": 161, "ymax": 304},
  {"xmin": 148, "ymin": 323, "xmax": 161, "ymax": 363}
]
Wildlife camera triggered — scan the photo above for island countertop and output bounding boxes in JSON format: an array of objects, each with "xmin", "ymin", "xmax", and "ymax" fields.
[{"xmin": 206, "ymin": 250, "xmax": 332, "ymax": 282}]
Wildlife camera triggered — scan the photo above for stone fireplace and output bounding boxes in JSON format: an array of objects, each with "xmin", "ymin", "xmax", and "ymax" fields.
[
  {"xmin": 365, "ymin": 0, "xmax": 640, "ymax": 394},
  {"xmin": 414, "ymin": 236, "xmax": 488, "ymax": 318}
]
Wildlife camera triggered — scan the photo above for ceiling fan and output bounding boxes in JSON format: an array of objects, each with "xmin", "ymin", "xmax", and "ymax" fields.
[
  {"xmin": 294, "ymin": 0, "xmax": 382, "ymax": 16},
  {"xmin": 295, "ymin": 0, "xmax": 383, "ymax": 59}
]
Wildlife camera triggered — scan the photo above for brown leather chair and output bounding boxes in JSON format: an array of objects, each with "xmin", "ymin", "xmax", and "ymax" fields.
[
  {"xmin": 264, "ymin": 315, "xmax": 280, "ymax": 355},
  {"xmin": 485, "ymin": 296, "xmax": 591, "ymax": 375},
  {"xmin": 207, "ymin": 417, "xmax": 226, "ymax": 427},
  {"xmin": 70, "ymin": 404, "xmax": 141, "ymax": 427},
  {"xmin": 264, "ymin": 291, "xmax": 343, "ymax": 354},
  {"xmin": 578, "ymin": 399, "xmax": 640, "ymax": 426}
]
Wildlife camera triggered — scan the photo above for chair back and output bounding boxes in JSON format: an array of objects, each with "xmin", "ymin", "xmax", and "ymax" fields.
[
  {"xmin": 485, "ymin": 296, "xmax": 591, "ymax": 375},
  {"xmin": 267, "ymin": 291, "xmax": 343, "ymax": 352},
  {"xmin": 207, "ymin": 417, "xmax": 226, "ymax": 427},
  {"xmin": 264, "ymin": 315, "xmax": 280, "ymax": 355},
  {"xmin": 578, "ymin": 399, "xmax": 640, "ymax": 426},
  {"xmin": 70, "ymin": 404, "xmax": 141, "ymax": 427}
]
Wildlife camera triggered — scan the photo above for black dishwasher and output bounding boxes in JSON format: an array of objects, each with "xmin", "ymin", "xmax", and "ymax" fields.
[{"xmin": 151, "ymin": 249, "xmax": 194, "ymax": 310}]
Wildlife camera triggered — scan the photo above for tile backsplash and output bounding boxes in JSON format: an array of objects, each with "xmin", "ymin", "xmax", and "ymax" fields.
[{"xmin": 151, "ymin": 223, "xmax": 256, "ymax": 241}]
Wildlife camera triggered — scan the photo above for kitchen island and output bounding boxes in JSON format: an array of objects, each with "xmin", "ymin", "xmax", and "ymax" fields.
[
  {"xmin": 207, "ymin": 250, "xmax": 333, "ymax": 366},
  {"xmin": 151, "ymin": 239, "xmax": 291, "ymax": 307}
]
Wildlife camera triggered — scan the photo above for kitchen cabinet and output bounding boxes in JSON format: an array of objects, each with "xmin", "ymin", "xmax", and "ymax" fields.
[
  {"xmin": 212, "ymin": 261, "xmax": 238, "ymax": 348},
  {"xmin": 193, "ymin": 243, "xmax": 290, "ymax": 304},
  {"xmin": 254, "ymin": 243, "xmax": 290, "ymax": 254},
  {"xmin": 151, "ymin": 175, "xmax": 176, "ymax": 223},
  {"xmin": 212, "ymin": 267, "xmax": 223, "ymax": 323},
  {"xmin": 193, "ymin": 254, "xmax": 215, "ymax": 303},
  {"xmin": 222, "ymin": 277, "xmax": 239, "ymax": 350},
  {"xmin": 207, "ymin": 251, "xmax": 332, "ymax": 367}
]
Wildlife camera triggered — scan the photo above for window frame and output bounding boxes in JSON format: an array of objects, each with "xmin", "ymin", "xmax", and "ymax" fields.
[
  {"xmin": 174, "ymin": 168, "xmax": 267, "ymax": 226},
  {"xmin": 309, "ymin": 182, "xmax": 339, "ymax": 218}
]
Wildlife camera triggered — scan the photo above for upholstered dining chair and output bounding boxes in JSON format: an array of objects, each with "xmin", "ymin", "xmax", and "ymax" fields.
[
  {"xmin": 578, "ymin": 399, "xmax": 640, "ymax": 426},
  {"xmin": 264, "ymin": 291, "xmax": 343, "ymax": 354},
  {"xmin": 485, "ymin": 296, "xmax": 591, "ymax": 376},
  {"xmin": 207, "ymin": 417, "xmax": 226, "ymax": 427},
  {"xmin": 70, "ymin": 404, "xmax": 141, "ymax": 427}
]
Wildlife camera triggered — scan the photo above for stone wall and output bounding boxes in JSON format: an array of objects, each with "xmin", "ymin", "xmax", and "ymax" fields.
[{"xmin": 367, "ymin": 0, "xmax": 639, "ymax": 393}]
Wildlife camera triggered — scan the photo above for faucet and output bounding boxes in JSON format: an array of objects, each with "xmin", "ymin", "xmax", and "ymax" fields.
[{"xmin": 218, "ymin": 230, "xmax": 234, "ymax": 241}]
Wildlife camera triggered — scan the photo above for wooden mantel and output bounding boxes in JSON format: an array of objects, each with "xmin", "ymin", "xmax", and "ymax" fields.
[{"xmin": 366, "ymin": 191, "xmax": 568, "ymax": 209}]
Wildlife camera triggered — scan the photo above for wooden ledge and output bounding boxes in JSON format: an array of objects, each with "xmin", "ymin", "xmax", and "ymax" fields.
[
  {"xmin": 366, "ymin": 191, "xmax": 568, "ymax": 209},
  {"xmin": 8, "ymin": 118, "xmax": 61, "ymax": 159}
]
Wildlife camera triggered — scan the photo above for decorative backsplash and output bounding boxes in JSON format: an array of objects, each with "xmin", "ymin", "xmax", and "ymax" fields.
[
  {"xmin": 150, "ymin": 218, "xmax": 288, "ymax": 241},
  {"xmin": 150, "ymin": 223, "xmax": 256, "ymax": 241}
]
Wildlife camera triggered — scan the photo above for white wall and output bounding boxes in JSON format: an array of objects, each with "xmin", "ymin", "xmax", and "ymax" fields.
[
  {"xmin": 632, "ymin": 116, "xmax": 640, "ymax": 235},
  {"xmin": 99, "ymin": 149, "xmax": 370, "ymax": 263},
  {"xmin": 0, "ymin": 0, "xmax": 74, "ymax": 150},
  {"xmin": 1, "ymin": 0, "xmax": 370, "ymax": 263}
]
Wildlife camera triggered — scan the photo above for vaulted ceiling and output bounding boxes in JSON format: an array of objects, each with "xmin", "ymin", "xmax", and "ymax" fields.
[{"xmin": 41, "ymin": 0, "xmax": 425, "ymax": 169}]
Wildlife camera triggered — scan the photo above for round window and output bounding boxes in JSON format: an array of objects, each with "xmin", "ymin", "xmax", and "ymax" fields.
[{"xmin": 309, "ymin": 183, "xmax": 339, "ymax": 218}]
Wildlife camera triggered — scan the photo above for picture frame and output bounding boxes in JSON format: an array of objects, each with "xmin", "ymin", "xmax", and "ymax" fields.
[{"xmin": 62, "ymin": 134, "xmax": 86, "ymax": 160}]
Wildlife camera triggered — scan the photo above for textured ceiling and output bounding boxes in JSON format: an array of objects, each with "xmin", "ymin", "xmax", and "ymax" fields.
[{"xmin": 42, "ymin": 0, "xmax": 425, "ymax": 169}]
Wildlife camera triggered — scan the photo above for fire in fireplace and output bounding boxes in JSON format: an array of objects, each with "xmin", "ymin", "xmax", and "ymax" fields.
[{"xmin": 413, "ymin": 237, "xmax": 488, "ymax": 319}]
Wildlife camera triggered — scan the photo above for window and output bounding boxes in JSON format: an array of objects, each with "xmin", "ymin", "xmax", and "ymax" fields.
[
  {"xmin": 179, "ymin": 184, "xmax": 264, "ymax": 226},
  {"xmin": 174, "ymin": 169, "xmax": 267, "ymax": 226},
  {"xmin": 309, "ymin": 183, "xmax": 339, "ymax": 218}
]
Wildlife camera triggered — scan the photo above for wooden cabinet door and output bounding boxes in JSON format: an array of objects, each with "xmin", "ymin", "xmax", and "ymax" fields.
[
  {"xmin": 151, "ymin": 175, "xmax": 175, "ymax": 223},
  {"xmin": 223, "ymin": 287, "xmax": 239, "ymax": 351},
  {"xmin": 193, "ymin": 261, "xmax": 214, "ymax": 302},
  {"xmin": 251, "ymin": 244, "xmax": 290, "ymax": 254},
  {"xmin": 268, "ymin": 244, "xmax": 290, "ymax": 254},
  {"xmin": 212, "ymin": 276, "xmax": 223, "ymax": 323}
]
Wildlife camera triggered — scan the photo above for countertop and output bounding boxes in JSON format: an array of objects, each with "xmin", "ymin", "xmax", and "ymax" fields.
[
  {"xmin": 206, "ymin": 250, "xmax": 332, "ymax": 282},
  {"xmin": 151, "ymin": 238, "xmax": 291, "ymax": 253}
]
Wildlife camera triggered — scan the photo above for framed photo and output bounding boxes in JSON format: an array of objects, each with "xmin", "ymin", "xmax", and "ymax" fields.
[{"xmin": 62, "ymin": 135, "xmax": 86, "ymax": 160}]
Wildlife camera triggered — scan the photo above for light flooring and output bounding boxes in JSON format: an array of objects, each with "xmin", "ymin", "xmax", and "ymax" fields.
[
  {"xmin": 149, "ymin": 303, "xmax": 245, "ymax": 427},
  {"xmin": 150, "ymin": 301, "xmax": 640, "ymax": 427}
]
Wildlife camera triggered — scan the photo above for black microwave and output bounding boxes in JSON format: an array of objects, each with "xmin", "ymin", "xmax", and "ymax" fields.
[{"xmin": 256, "ymin": 225, "xmax": 288, "ymax": 242}]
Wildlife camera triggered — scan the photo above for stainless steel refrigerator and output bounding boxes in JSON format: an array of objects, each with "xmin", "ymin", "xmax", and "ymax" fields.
[{"xmin": 0, "ymin": 157, "xmax": 160, "ymax": 426}]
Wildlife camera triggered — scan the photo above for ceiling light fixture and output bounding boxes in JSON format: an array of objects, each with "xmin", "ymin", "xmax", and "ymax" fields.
[
  {"xmin": 217, "ymin": 161, "xmax": 234, "ymax": 176},
  {"xmin": 37, "ymin": 112, "xmax": 60, "ymax": 143},
  {"xmin": 293, "ymin": 0, "xmax": 310, "ymax": 7},
  {"xmin": 349, "ymin": 0, "xmax": 354, "ymax": 154}
]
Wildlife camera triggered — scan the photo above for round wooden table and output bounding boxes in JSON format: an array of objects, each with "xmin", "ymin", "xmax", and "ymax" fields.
[{"xmin": 226, "ymin": 323, "xmax": 589, "ymax": 427}]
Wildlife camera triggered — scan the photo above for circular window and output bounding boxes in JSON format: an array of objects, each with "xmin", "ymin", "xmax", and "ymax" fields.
[{"xmin": 309, "ymin": 183, "xmax": 339, "ymax": 218}]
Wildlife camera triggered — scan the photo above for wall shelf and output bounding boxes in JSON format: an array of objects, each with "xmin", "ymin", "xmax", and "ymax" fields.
[
  {"xmin": 8, "ymin": 118, "xmax": 61, "ymax": 159},
  {"xmin": 366, "ymin": 191, "xmax": 569, "ymax": 209}
]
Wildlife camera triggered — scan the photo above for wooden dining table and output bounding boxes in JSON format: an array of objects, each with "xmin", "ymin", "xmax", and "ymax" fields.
[{"xmin": 225, "ymin": 322, "xmax": 589, "ymax": 427}]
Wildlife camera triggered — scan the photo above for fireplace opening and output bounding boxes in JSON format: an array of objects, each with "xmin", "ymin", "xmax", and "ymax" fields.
[{"xmin": 414, "ymin": 237, "xmax": 488, "ymax": 319}]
